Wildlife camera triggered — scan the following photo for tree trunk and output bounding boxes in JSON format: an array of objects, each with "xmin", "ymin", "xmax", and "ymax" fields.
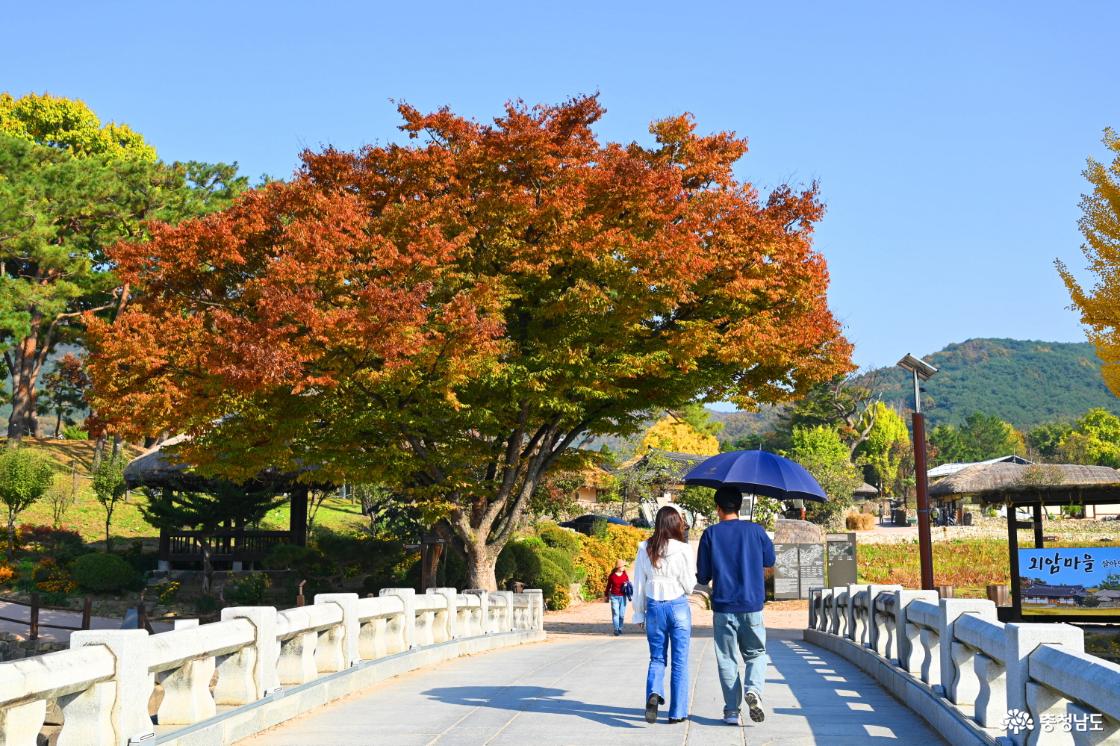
[
  {"xmin": 91, "ymin": 433, "xmax": 107, "ymax": 471},
  {"xmin": 55, "ymin": 411, "xmax": 63, "ymax": 438},
  {"xmin": 7, "ymin": 334, "xmax": 44, "ymax": 441},
  {"xmin": 464, "ymin": 539, "xmax": 498, "ymax": 591},
  {"xmin": 420, "ymin": 537, "xmax": 444, "ymax": 590},
  {"xmin": 6, "ymin": 513, "xmax": 15, "ymax": 561},
  {"xmin": 104, "ymin": 510, "xmax": 113, "ymax": 552}
]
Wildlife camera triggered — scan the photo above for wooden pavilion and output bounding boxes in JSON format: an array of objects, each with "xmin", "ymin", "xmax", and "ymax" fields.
[
  {"xmin": 929, "ymin": 461, "xmax": 1120, "ymax": 621},
  {"xmin": 125, "ymin": 436, "xmax": 313, "ymax": 570}
]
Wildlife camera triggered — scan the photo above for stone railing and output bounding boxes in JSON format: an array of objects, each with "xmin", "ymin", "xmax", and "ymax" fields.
[
  {"xmin": 807, "ymin": 584, "xmax": 1119, "ymax": 745},
  {"xmin": 0, "ymin": 587, "xmax": 544, "ymax": 745}
]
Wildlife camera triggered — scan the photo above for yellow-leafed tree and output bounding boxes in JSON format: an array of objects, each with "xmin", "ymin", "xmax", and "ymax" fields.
[
  {"xmin": 639, "ymin": 417, "xmax": 720, "ymax": 456},
  {"xmin": 1059, "ymin": 128, "xmax": 1120, "ymax": 395}
]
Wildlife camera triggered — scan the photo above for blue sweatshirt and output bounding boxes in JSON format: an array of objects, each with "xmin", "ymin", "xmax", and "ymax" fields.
[{"xmin": 696, "ymin": 519, "xmax": 776, "ymax": 614}]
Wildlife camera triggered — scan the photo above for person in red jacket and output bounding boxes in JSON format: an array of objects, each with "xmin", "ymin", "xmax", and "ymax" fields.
[{"xmin": 605, "ymin": 559, "xmax": 632, "ymax": 636}]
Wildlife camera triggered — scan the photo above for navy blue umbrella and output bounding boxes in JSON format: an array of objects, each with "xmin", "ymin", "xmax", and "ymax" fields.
[{"xmin": 683, "ymin": 449, "xmax": 828, "ymax": 502}]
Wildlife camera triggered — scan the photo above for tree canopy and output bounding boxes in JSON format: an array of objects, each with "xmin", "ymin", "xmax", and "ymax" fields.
[
  {"xmin": 87, "ymin": 96, "xmax": 851, "ymax": 588},
  {"xmin": 1060, "ymin": 128, "xmax": 1120, "ymax": 397},
  {"xmin": 786, "ymin": 425, "xmax": 861, "ymax": 528},
  {"xmin": 928, "ymin": 412, "xmax": 1025, "ymax": 465},
  {"xmin": 638, "ymin": 416, "xmax": 720, "ymax": 456},
  {"xmin": 0, "ymin": 95, "xmax": 246, "ymax": 439}
]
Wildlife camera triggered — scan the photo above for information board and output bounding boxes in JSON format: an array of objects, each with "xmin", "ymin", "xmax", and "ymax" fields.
[
  {"xmin": 773, "ymin": 543, "xmax": 801, "ymax": 600},
  {"xmin": 826, "ymin": 533, "xmax": 858, "ymax": 587},
  {"xmin": 1019, "ymin": 547, "xmax": 1120, "ymax": 618},
  {"xmin": 799, "ymin": 543, "xmax": 826, "ymax": 593}
]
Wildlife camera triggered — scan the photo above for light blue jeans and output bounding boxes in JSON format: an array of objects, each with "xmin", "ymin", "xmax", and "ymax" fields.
[
  {"xmin": 713, "ymin": 611, "xmax": 767, "ymax": 717},
  {"xmin": 609, "ymin": 595, "xmax": 627, "ymax": 633},
  {"xmin": 645, "ymin": 596, "xmax": 692, "ymax": 720}
]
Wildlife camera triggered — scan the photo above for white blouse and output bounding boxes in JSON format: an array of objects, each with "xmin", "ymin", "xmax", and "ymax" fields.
[{"xmin": 630, "ymin": 538, "xmax": 696, "ymax": 624}]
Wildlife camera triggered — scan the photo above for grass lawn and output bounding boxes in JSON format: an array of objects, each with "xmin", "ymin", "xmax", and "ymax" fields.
[{"xmin": 2, "ymin": 437, "xmax": 369, "ymax": 545}]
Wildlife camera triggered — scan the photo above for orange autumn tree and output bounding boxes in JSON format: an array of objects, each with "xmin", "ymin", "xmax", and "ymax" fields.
[{"xmin": 86, "ymin": 97, "xmax": 851, "ymax": 589}]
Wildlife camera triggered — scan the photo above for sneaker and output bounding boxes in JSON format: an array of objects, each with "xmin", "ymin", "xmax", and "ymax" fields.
[
  {"xmin": 744, "ymin": 690, "xmax": 765, "ymax": 723},
  {"xmin": 614, "ymin": 629, "xmax": 621, "ymax": 636},
  {"xmin": 645, "ymin": 693, "xmax": 661, "ymax": 724},
  {"xmin": 668, "ymin": 717, "xmax": 687, "ymax": 724},
  {"xmin": 723, "ymin": 714, "xmax": 741, "ymax": 726}
]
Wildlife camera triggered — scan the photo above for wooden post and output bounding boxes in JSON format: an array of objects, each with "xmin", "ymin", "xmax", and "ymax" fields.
[
  {"xmin": 137, "ymin": 602, "xmax": 149, "ymax": 633},
  {"xmin": 290, "ymin": 485, "xmax": 309, "ymax": 547},
  {"xmin": 296, "ymin": 580, "xmax": 307, "ymax": 607},
  {"xmin": 1008, "ymin": 500, "xmax": 1022, "ymax": 620},
  {"xmin": 1032, "ymin": 502, "xmax": 1044, "ymax": 548},
  {"xmin": 29, "ymin": 593, "xmax": 39, "ymax": 640},
  {"xmin": 81, "ymin": 596, "xmax": 93, "ymax": 630}
]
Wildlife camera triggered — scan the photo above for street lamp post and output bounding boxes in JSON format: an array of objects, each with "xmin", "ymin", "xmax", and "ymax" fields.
[{"xmin": 897, "ymin": 353, "xmax": 938, "ymax": 591}]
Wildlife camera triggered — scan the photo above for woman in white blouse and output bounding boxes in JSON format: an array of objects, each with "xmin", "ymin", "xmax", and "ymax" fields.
[{"xmin": 631, "ymin": 506, "xmax": 696, "ymax": 724}]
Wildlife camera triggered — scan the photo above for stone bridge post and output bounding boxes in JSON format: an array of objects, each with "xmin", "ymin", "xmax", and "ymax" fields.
[{"xmin": 380, "ymin": 588, "xmax": 416, "ymax": 650}]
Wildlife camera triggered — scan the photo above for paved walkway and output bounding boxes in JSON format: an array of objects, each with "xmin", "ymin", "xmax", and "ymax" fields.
[{"xmin": 241, "ymin": 603, "xmax": 943, "ymax": 746}]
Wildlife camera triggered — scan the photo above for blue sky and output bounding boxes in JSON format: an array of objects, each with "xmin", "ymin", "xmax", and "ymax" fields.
[{"xmin": 4, "ymin": 2, "xmax": 1118, "ymax": 370}]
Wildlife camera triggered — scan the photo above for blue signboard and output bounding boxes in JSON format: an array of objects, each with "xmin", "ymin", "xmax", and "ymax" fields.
[{"xmin": 1019, "ymin": 547, "xmax": 1120, "ymax": 616}]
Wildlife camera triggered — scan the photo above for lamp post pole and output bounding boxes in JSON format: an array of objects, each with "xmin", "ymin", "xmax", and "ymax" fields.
[{"xmin": 910, "ymin": 374, "xmax": 935, "ymax": 590}]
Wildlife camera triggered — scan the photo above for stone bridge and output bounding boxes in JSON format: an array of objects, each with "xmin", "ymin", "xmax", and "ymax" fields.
[{"xmin": 1, "ymin": 584, "xmax": 1117, "ymax": 745}]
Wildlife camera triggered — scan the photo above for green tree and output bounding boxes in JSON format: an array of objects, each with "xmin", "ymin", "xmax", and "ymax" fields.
[
  {"xmin": 757, "ymin": 375, "xmax": 880, "ymax": 456},
  {"xmin": 0, "ymin": 95, "xmax": 246, "ymax": 440},
  {"xmin": 1056, "ymin": 408, "xmax": 1120, "ymax": 466},
  {"xmin": 1027, "ymin": 421, "xmax": 1074, "ymax": 461},
  {"xmin": 37, "ymin": 353, "xmax": 89, "ymax": 437},
  {"xmin": 0, "ymin": 447, "xmax": 55, "ymax": 558},
  {"xmin": 928, "ymin": 412, "xmax": 1025, "ymax": 464},
  {"xmin": 786, "ymin": 425, "xmax": 862, "ymax": 529},
  {"xmin": 677, "ymin": 403, "xmax": 724, "ymax": 438},
  {"xmin": 91, "ymin": 454, "xmax": 127, "ymax": 551},
  {"xmin": 0, "ymin": 92, "xmax": 155, "ymax": 160},
  {"xmin": 856, "ymin": 402, "xmax": 910, "ymax": 495}
]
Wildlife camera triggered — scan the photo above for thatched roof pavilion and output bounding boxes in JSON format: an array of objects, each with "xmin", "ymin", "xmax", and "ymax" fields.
[
  {"xmin": 929, "ymin": 462, "xmax": 1120, "ymax": 503},
  {"xmin": 126, "ymin": 436, "xmax": 315, "ymax": 568},
  {"xmin": 929, "ymin": 459, "xmax": 1120, "ymax": 622},
  {"xmin": 854, "ymin": 482, "xmax": 879, "ymax": 498}
]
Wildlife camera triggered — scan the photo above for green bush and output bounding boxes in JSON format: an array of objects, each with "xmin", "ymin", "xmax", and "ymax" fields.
[
  {"xmin": 225, "ymin": 572, "xmax": 271, "ymax": 605},
  {"xmin": 496, "ymin": 540, "xmax": 543, "ymax": 589},
  {"xmin": 194, "ymin": 594, "xmax": 220, "ymax": 615},
  {"xmin": 537, "ymin": 523, "xmax": 582, "ymax": 555},
  {"xmin": 70, "ymin": 553, "xmax": 138, "ymax": 593}
]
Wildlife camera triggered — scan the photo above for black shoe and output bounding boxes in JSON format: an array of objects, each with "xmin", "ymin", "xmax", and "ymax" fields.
[
  {"xmin": 744, "ymin": 690, "xmax": 765, "ymax": 723},
  {"xmin": 614, "ymin": 629, "xmax": 621, "ymax": 636},
  {"xmin": 668, "ymin": 717, "xmax": 687, "ymax": 724},
  {"xmin": 645, "ymin": 693, "xmax": 661, "ymax": 724}
]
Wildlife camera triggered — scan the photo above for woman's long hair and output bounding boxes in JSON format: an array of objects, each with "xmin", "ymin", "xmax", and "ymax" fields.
[{"xmin": 647, "ymin": 506, "xmax": 686, "ymax": 567}]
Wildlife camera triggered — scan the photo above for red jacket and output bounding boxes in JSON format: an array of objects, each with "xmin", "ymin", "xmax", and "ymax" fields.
[{"xmin": 606, "ymin": 571, "xmax": 630, "ymax": 597}]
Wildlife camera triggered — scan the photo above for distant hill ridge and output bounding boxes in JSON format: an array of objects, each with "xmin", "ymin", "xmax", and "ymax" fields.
[{"xmin": 709, "ymin": 338, "xmax": 1120, "ymax": 442}]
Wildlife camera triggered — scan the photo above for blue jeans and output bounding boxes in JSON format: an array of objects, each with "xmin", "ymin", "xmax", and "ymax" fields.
[
  {"xmin": 713, "ymin": 611, "xmax": 767, "ymax": 717},
  {"xmin": 609, "ymin": 595, "xmax": 627, "ymax": 633},
  {"xmin": 645, "ymin": 596, "xmax": 691, "ymax": 720}
]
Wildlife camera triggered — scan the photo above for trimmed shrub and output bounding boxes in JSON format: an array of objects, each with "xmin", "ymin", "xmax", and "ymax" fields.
[
  {"xmin": 575, "ymin": 534, "xmax": 615, "ymax": 600},
  {"xmin": 496, "ymin": 540, "xmax": 543, "ymax": 589},
  {"xmin": 225, "ymin": 572, "xmax": 271, "ymax": 605},
  {"xmin": 537, "ymin": 523, "xmax": 581, "ymax": 555},
  {"xmin": 70, "ymin": 552, "xmax": 137, "ymax": 593},
  {"xmin": 18, "ymin": 525, "xmax": 86, "ymax": 562}
]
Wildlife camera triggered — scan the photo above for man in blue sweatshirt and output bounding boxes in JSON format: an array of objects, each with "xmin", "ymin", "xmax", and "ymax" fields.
[{"xmin": 696, "ymin": 486, "xmax": 776, "ymax": 726}]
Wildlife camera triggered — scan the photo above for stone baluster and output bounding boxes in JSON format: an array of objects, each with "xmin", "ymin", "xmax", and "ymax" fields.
[
  {"xmin": 277, "ymin": 628, "xmax": 318, "ymax": 685},
  {"xmin": 866, "ymin": 585, "xmax": 902, "ymax": 654},
  {"xmin": 893, "ymin": 590, "xmax": 939, "ymax": 675},
  {"xmin": 70, "ymin": 629, "xmax": 153, "ymax": 745},
  {"xmin": 490, "ymin": 591, "xmax": 514, "ymax": 632},
  {"xmin": 316, "ymin": 593, "xmax": 360, "ymax": 667},
  {"xmin": 380, "ymin": 588, "xmax": 416, "ymax": 650},
  {"xmin": 218, "ymin": 606, "xmax": 280, "ymax": 703},
  {"xmin": 939, "ymin": 598, "xmax": 997, "ymax": 705},
  {"xmin": 524, "ymin": 589, "xmax": 545, "ymax": 630},
  {"xmin": 1005, "ymin": 623, "xmax": 1084, "ymax": 746},
  {"xmin": 974, "ymin": 651, "xmax": 1007, "ymax": 729},
  {"xmin": 426, "ymin": 588, "xmax": 457, "ymax": 641},
  {"xmin": 157, "ymin": 656, "xmax": 216, "ymax": 725},
  {"xmin": 464, "ymin": 589, "xmax": 490, "ymax": 635},
  {"xmin": 56, "ymin": 678, "xmax": 114, "ymax": 746}
]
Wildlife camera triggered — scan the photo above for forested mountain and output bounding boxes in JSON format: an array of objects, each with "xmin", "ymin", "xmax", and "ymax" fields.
[{"xmin": 853, "ymin": 338, "xmax": 1120, "ymax": 429}]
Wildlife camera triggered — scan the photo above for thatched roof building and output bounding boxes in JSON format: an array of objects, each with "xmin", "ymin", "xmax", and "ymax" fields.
[{"xmin": 929, "ymin": 462, "xmax": 1120, "ymax": 502}]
